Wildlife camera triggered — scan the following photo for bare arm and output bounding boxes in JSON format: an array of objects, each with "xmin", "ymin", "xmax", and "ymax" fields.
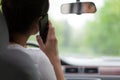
[{"xmin": 36, "ymin": 21, "xmax": 65, "ymax": 80}]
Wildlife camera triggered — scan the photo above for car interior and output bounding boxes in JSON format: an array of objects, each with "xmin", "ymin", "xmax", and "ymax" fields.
[{"xmin": 1, "ymin": 0, "xmax": 120, "ymax": 80}]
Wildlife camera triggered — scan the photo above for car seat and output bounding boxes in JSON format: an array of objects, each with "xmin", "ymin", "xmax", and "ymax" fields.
[{"xmin": 0, "ymin": 12, "xmax": 40, "ymax": 80}]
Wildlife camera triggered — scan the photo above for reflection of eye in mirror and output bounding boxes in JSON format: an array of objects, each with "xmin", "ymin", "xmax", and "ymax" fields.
[
  {"xmin": 82, "ymin": 2, "xmax": 96, "ymax": 13},
  {"xmin": 61, "ymin": 2, "xmax": 97, "ymax": 15}
]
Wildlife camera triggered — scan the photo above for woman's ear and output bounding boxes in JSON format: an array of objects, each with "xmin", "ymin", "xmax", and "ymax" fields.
[{"xmin": 30, "ymin": 16, "xmax": 42, "ymax": 35}]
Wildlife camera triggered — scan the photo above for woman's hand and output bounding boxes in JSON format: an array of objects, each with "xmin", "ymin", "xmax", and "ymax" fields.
[
  {"xmin": 36, "ymin": 21, "xmax": 65, "ymax": 80},
  {"xmin": 36, "ymin": 21, "xmax": 59, "ymax": 64}
]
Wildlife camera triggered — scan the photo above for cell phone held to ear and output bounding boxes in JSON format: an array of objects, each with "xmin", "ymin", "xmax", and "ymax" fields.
[{"xmin": 39, "ymin": 14, "xmax": 48, "ymax": 43}]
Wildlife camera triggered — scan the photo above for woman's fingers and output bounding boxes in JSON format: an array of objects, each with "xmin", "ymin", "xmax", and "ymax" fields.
[
  {"xmin": 46, "ymin": 22, "xmax": 57, "ymax": 44},
  {"xmin": 36, "ymin": 35, "xmax": 45, "ymax": 51},
  {"xmin": 36, "ymin": 21, "xmax": 57, "ymax": 54}
]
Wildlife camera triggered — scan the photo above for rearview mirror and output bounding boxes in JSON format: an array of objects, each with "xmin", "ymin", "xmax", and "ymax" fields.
[{"xmin": 61, "ymin": 2, "xmax": 97, "ymax": 15}]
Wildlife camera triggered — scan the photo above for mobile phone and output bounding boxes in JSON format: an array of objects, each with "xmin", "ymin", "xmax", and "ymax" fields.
[{"xmin": 39, "ymin": 14, "xmax": 48, "ymax": 43}]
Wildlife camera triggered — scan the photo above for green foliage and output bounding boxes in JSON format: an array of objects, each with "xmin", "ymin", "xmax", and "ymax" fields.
[
  {"xmin": 0, "ymin": 0, "xmax": 1, "ymax": 12},
  {"xmin": 83, "ymin": 0, "xmax": 120, "ymax": 56},
  {"xmin": 50, "ymin": 17, "xmax": 83, "ymax": 54},
  {"xmin": 29, "ymin": 0, "xmax": 120, "ymax": 57}
]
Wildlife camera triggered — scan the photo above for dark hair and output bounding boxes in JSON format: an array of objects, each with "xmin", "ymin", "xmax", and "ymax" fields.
[{"xmin": 2, "ymin": 0, "xmax": 49, "ymax": 34}]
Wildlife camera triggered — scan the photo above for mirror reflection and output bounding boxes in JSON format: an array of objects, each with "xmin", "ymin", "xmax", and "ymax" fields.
[
  {"xmin": 61, "ymin": 2, "xmax": 97, "ymax": 14},
  {"xmin": 82, "ymin": 2, "xmax": 96, "ymax": 13}
]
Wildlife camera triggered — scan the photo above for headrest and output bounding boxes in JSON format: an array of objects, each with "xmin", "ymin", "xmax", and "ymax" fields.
[{"xmin": 0, "ymin": 12, "xmax": 9, "ymax": 49}]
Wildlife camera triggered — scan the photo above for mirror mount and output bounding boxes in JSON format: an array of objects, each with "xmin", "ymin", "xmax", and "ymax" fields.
[
  {"xmin": 76, "ymin": 0, "xmax": 80, "ymax": 2},
  {"xmin": 76, "ymin": 0, "xmax": 82, "ymax": 15}
]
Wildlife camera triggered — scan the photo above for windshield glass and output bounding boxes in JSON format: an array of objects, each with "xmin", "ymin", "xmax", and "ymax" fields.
[{"xmin": 28, "ymin": 0, "xmax": 120, "ymax": 58}]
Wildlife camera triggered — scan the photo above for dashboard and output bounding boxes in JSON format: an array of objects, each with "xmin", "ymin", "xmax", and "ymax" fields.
[
  {"xmin": 63, "ymin": 65, "xmax": 120, "ymax": 80},
  {"xmin": 27, "ymin": 43, "xmax": 120, "ymax": 80},
  {"xmin": 61, "ymin": 57, "xmax": 120, "ymax": 80}
]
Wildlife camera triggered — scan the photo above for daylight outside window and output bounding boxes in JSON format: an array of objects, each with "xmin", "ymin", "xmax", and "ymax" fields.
[{"xmin": 28, "ymin": 0, "xmax": 120, "ymax": 58}]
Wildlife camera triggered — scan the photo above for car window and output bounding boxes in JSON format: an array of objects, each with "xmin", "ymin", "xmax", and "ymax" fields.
[{"xmin": 28, "ymin": 0, "xmax": 120, "ymax": 58}]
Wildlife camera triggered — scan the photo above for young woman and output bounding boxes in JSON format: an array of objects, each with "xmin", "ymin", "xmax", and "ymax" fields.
[{"xmin": 2, "ymin": 0, "xmax": 65, "ymax": 80}]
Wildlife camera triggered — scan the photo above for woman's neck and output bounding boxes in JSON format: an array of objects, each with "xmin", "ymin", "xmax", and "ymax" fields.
[{"xmin": 10, "ymin": 33, "xmax": 30, "ymax": 47}]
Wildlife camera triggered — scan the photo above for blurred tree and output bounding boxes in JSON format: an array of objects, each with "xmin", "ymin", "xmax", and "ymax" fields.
[
  {"xmin": 82, "ymin": 0, "xmax": 120, "ymax": 56},
  {"xmin": 0, "ymin": 0, "xmax": 1, "ymax": 11}
]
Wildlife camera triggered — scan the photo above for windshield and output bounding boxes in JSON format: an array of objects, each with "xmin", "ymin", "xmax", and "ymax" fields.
[{"xmin": 28, "ymin": 0, "xmax": 120, "ymax": 58}]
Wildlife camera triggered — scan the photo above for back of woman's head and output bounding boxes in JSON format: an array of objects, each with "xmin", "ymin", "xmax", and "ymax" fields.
[{"xmin": 2, "ymin": 0, "xmax": 49, "ymax": 34}]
